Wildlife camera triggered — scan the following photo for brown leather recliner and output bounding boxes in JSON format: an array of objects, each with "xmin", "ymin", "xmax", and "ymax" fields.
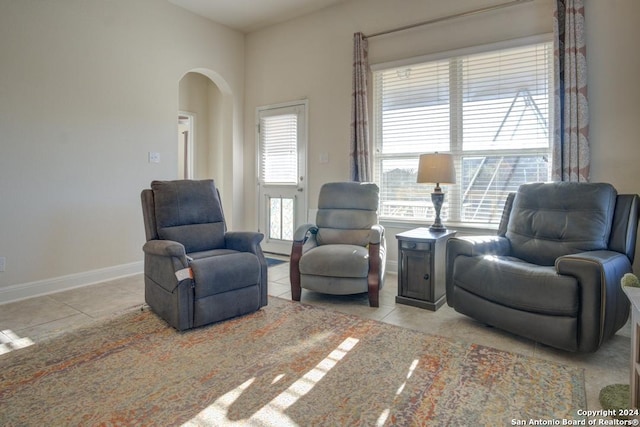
[{"xmin": 446, "ymin": 182, "xmax": 640, "ymax": 352}]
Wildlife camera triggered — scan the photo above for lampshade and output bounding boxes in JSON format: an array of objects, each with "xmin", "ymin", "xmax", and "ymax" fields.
[{"xmin": 417, "ymin": 153, "xmax": 456, "ymax": 185}]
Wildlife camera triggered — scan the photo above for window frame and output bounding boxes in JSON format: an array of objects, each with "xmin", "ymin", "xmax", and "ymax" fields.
[{"xmin": 371, "ymin": 34, "xmax": 554, "ymax": 227}]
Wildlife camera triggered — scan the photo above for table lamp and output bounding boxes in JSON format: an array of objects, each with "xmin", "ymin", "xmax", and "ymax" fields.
[{"xmin": 417, "ymin": 152, "xmax": 456, "ymax": 232}]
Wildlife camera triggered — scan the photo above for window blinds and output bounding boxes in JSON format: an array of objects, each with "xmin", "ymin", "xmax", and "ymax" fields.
[
  {"xmin": 259, "ymin": 113, "xmax": 299, "ymax": 185},
  {"xmin": 374, "ymin": 41, "xmax": 553, "ymax": 224}
]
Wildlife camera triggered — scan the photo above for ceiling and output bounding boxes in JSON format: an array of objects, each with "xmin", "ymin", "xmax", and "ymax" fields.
[{"xmin": 168, "ymin": 0, "xmax": 349, "ymax": 33}]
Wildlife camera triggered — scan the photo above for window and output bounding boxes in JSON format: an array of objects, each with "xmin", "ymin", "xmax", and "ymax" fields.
[
  {"xmin": 373, "ymin": 38, "xmax": 553, "ymax": 224},
  {"xmin": 259, "ymin": 113, "xmax": 299, "ymax": 186}
]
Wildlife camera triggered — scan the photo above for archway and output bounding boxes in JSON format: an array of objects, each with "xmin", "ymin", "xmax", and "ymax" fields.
[{"xmin": 177, "ymin": 69, "xmax": 241, "ymax": 228}]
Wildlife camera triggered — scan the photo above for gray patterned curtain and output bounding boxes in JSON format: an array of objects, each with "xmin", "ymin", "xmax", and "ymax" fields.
[
  {"xmin": 350, "ymin": 32, "xmax": 371, "ymax": 182},
  {"xmin": 552, "ymin": 0, "xmax": 590, "ymax": 182}
]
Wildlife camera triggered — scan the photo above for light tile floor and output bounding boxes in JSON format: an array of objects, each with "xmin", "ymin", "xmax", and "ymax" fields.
[{"xmin": 0, "ymin": 260, "xmax": 631, "ymax": 414}]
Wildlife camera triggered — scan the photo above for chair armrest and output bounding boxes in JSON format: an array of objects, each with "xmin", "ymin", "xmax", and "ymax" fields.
[
  {"xmin": 293, "ymin": 223, "xmax": 318, "ymax": 242},
  {"xmin": 447, "ymin": 235, "xmax": 511, "ymax": 258},
  {"xmin": 225, "ymin": 231, "xmax": 264, "ymax": 254},
  {"xmin": 555, "ymin": 250, "xmax": 633, "ymax": 283},
  {"xmin": 142, "ymin": 240, "xmax": 190, "ymax": 294},
  {"xmin": 225, "ymin": 231, "xmax": 268, "ymax": 307},
  {"xmin": 446, "ymin": 236, "xmax": 510, "ymax": 304},
  {"xmin": 143, "ymin": 240, "xmax": 188, "ymax": 266},
  {"xmin": 555, "ymin": 250, "xmax": 632, "ymax": 352},
  {"xmin": 370, "ymin": 224, "xmax": 384, "ymax": 245},
  {"xmin": 293, "ymin": 223, "xmax": 319, "ymax": 255},
  {"xmin": 290, "ymin": 223, "xmax": 318, "ymax": 301}
]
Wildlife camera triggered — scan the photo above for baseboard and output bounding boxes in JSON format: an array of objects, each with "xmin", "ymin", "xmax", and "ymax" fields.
[
  {"xmin": 0, "ymin": 258, "xmax": 396, "ymax": 305},
  {"xmin": 386, "ymin": 259, "xmax": 398, "ymax": 273},
  {"xmin": 0, "ymin": 261, "xmax": 144, "ymax": 305}
]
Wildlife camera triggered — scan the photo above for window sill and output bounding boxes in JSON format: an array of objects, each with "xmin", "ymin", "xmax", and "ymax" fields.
[{"xmin": 380, "ymin": 219, "xmax": 499, "ymax": 235}]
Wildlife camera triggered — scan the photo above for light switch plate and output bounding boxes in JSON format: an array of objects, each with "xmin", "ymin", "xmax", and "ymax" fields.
[{"xmin": 148, "ymin": 152, "xmax": 161, "ymax": 163}]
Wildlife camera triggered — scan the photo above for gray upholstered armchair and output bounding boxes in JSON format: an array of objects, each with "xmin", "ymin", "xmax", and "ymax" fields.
[
  {"xmin": 290, "ymin": 182, "xmax": 386, "ymax": 307},
  {"xmin": 141, "ymin": 179, "xmax": 267, "ymax": 330},
  {"xmin": 447, "ymin": 182, "xmax": 639, "ymax": 352}
]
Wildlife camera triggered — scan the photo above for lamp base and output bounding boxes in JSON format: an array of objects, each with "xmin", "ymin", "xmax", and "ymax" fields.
[
  {"xmin": 429, "ymin": 223, "xmax": 447, "ymax": 232},
  {"xmin": 429, "ymin": 190, "xmax": 447, "ymax": 232}
]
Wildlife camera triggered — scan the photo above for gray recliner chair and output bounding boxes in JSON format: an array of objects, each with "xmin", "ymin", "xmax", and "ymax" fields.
[
  {"xmin": 141, "ymin": 179, "xmax": 267, "ymax": 331},
  {"xmin": 447, "ymin": 182, "xmax": 639, "ymax": 352},
  {"xmin": 290, "ymin": 182, "xmax": 386, "ymax": 307}
]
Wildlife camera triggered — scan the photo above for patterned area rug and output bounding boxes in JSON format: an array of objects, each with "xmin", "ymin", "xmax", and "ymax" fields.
[{"xmin": 0, "ymin": 297, "xmax": 585, "ymax": 426}]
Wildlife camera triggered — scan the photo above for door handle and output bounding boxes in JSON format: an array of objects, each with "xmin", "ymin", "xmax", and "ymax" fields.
[{"xmin": 297, "ymin": 188, "xmax": 303, "ymax": 192}]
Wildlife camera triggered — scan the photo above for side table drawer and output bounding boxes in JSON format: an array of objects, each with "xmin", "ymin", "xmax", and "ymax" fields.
[{"xmin": 400, "ymin": 241, "xmax": 431, "ymax": 251}]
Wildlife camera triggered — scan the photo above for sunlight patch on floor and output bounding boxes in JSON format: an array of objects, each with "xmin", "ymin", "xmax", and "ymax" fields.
[
  {"xmin": 183, "ymin": 337, "xmax": 360, "ymax": 426},
  {"xmin": 376, "ymin": 359, "xmax": 420, "ymax": 426},
  {"xmin": 0, "ymin": 330, "xmax": 34, "ymax": 355},
  {"xmin": 396, "ymin": 359, "xmax": 419, "ymax": 395}
]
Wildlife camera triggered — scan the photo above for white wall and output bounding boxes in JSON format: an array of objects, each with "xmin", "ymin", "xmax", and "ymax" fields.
[
  {"xmin": 586, "ymin": 0, "xmax": 640, "ymax": 192},
  {"xmin": 0, "ymin": 0, "xmax": 245, "ymax": 299},
  {"xmin": 586, "ymin": 0, "xmax": 640, "ymax": 270}
]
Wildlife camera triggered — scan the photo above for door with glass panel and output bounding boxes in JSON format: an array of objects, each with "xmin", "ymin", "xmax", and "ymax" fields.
[{"xmin": 257, "ymin": 101, "xmax": 307, "ymax": 255}]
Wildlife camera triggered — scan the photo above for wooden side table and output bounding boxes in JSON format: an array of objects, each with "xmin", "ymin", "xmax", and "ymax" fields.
[{"xmin": 395, "ymin": 228, "xmax": 456, "ymax": 311}]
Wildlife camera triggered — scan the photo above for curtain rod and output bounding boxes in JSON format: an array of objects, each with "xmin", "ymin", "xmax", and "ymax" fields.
[{"xmin": 364, "ymin": 0, "xmax": 535, "ymax": 39}]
